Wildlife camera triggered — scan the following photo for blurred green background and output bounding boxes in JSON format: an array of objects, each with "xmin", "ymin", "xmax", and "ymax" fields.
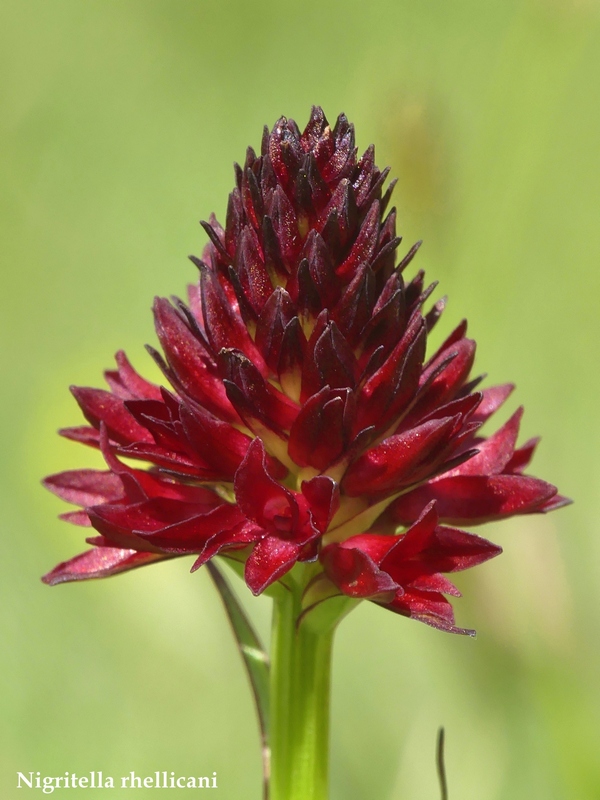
[{"xmin": 1, "ymin": 0, "xmax": 599, "ymax": 797}]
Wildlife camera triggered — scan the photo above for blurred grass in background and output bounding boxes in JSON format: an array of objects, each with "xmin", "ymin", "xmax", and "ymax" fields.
[{"xmin": 1, "ymin": 0, "xmax": 599, "ymax": 797}]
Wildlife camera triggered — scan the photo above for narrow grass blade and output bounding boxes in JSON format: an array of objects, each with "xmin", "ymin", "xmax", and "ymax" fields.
[
  {"xmin": 207, "ymin": 561, "xmax": 271, "ymax": 798},
  {"xmin": 437, "ymin": 726, "xmax": 448, "ymax": 800}
]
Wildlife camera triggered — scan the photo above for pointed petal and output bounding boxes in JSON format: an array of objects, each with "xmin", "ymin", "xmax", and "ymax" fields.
[
  {"xmin": 332, "ymin": 263, "xmax": 376, "ymax": 346},
  {"xmin": 355, "ymin": 313, "xmax": 426, "ymax": 434},
  {"xmin": 321, "ymin": 119, "xmax": 356, "ymax": 184},
  {"xmin": 360, "ymin": 271, "xmax": 406, "ymax": 356},
  {"xmin": 180, "ymin": 402, "xmax": 252, "ymax": 480},
  {"xmin": 270, "ymin": 185, "xmax": 301, "ymax": 266},
  {"xmin": 538, "ymin": 494, "xmax": 572, "ymax": 513},
  {"xmin": 424, "ymin": 297, "xmax": 446, "ymax": 333},
  {"xmin": 444, "ymin": 407, "xmax": 523, "ymax": 477},
  {"xmin": 153, "ymin": 297, "xmax": 237, "ymax": 421},
  {"xmin": 70, "ymin": 387, "xmax": 153, "ymax": 445},
  {"xmin": 384, "ymin": 513, "xmax": 502, "ymax": 576},
  {"xmin": 236, "ymin": 226, "xmax": 273, "ymax": 313},
  {"xmin": 104, "ymin": 351, "xmax": 162, "ymax": 401},
  {"xmin": 268, "ymin": 118, "xmax": 303, "ymax": 191},
  {"xmin": 505, "ymin": 437, "xmax": 540, "ymax": 473},
  {"xmin": 301, "ymin": 321, "xmax": 357, "ymax": 399},
  {"xmin": 191, "ymin": 521, "xmax": 263, "ymax": 570},
  {"xmin": 470, "ymin": 384, "xmax": 515, "ymax": 425},
  {"xmin": 389, "ymin": 474, "xmax": 559, "ymax": 525},
  {"xmin": 59, "ymin": 510, "xmax": 92, "ymax": 526},
  {"xmin": 43, "ymin": 470, "xmax": 124, "ymax": 507},
  {"xmin": 59, "ymin": 425, "xmax": 101, "ymax": 447},
  {"xmin": 410, "ymin": 573, "xmax": 462, "ymax": 597},
  {"xmin": 116, "ymin": 442, "xmax": 210, "ymax": 477},
  {"xmin": 416, "ymin": 338, "xmax": 476, "ymax": 411},
  {"xmin": 336, "ymin": 200, "xmax": 380, "ymax": 278},
  {"xmin": 199, "ymin": 265, "xmax": 267, "ymax": 372},
  {"xmin": 344, "ymin": 417, "xmax": 458, "ymax": 497},
  {"xmin": 42, "ymin": 548, "xmax": 168, "ymax": 585},
  {"xmin": 385, "ymin": 588, "xmax": 474, "ymax": 636},
  {"xmin": 301, "ymin": 105, "xmax": 329, "ymax": 151},
  {"xmin": 302, "ymin": 229, "xmax": 340, "ymax": 307},
  {"xmin": 255, "ymin": 288, "xmax": 295, "ymax": 372},
  {"xmin": 137, "ymin": 504, "xmax": 247, "ymax": 552}
]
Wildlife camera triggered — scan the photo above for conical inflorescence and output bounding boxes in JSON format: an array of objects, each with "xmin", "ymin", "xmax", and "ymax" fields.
[{"xmin": 43, "ymin": 107, "xmax": 569, "ymax": 634}]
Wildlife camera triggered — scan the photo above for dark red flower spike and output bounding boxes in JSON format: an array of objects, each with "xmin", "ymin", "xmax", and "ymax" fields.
[{"xmin": 43, "ymin": 107, "xmax": 569, "ymax": 635}]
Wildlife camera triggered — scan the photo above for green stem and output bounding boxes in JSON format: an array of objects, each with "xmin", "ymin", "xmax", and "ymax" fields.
[
  {"xmin": 270, "ymin": 588, "xmax": 297, "ymax": 799},
  {"xmin": 270, "ymin": 587, "xmax": 335, "ymax": 800},
  {"xmin": 288, "ymin": 622, "xmax": 333, "ymax": 800}
]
